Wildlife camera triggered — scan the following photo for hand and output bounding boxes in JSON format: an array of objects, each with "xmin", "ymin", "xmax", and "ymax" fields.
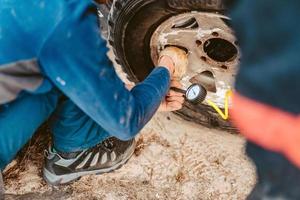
[
  {"xmin": 158, "ymin": 55, "xmax": 175, "ymax": 76},
  {"xmin": 158, "ymin": 47, "xmax": 188, "ymax": 80},
  {"xmin": 158, "ymin": 80, "xmax": 185, "ymax": 112}
]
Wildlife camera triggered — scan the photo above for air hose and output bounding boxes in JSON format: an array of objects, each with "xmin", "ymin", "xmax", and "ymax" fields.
[{"xmin": 206, "ymin": 90, "xmax": 232, "ymax": 120}]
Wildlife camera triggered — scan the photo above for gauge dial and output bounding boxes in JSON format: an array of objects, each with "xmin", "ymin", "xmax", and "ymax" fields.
[{"xmin": 186, "ymin": 84, "xmax": 201, "ymax": 101}]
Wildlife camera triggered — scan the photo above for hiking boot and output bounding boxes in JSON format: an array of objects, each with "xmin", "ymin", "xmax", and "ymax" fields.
[
  {"xmin": 43, "ymin": 137, "xmax": 135, "ymax": 185},
  {"xmin": 0, "ymin": 171, "xmax": 4, "ymax": 200}
]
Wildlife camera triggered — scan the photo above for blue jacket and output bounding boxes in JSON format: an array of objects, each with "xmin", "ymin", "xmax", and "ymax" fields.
[{"xmin": 0, "ymin": 0, "xmax": 170, "ymax": 140}]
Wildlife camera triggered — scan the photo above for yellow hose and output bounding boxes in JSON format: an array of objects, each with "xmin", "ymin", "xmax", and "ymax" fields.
[{"xmin": 206, "ymin": 90, "xmax": 233, "ymax": 120}]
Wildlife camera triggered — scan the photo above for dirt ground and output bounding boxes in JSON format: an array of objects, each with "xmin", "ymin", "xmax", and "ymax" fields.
[{"xmin": 3, "ymin": 112, "xmax": 256, "ymax": 200}]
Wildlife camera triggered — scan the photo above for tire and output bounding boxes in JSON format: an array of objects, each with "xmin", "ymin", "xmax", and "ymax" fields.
[{"xmin": 107, "ymin": 0, "xmax": 237, "ymax": 132}]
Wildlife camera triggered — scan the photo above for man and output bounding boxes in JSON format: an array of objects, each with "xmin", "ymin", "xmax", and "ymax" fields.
[
  {"xmin": 0, "ymin": 0, "xmax": 186, "ymax": 186},
  {"xmin": 229, "ymin": 0, "xmax": 300, "ymax": 199}
]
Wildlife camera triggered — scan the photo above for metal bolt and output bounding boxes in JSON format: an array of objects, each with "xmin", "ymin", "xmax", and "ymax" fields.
[
  {"xmin": 201, "ymin": 56, "xmax": 207, "ymax": 61},
  {"xmin": 212, "ymin": 32, "xmax": 219, "ymax": 37},
  {"xmin": 196, "ymin": 40, "xmax": 202, "ymax": 46}
]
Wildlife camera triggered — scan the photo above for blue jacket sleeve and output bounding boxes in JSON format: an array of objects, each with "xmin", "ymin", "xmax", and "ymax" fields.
[{"xmin": 39, "ymin": 2, "xmax": 170, "ymax": 140}]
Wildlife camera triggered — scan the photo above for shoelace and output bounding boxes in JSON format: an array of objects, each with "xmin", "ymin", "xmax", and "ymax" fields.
[
  {"xmin": 93, "ymin": 138, "xmax": 115, "ymax": 153},
  {"xmin": 102, "ymin": 138, "xmax": 115, "ymax": 150}
]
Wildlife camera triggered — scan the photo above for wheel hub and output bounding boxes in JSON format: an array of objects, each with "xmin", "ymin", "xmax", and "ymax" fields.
[
  {"xmin": 203, "ymin": 38, "xmax": 238, "ymax": 63},
  {"xmin": 150, "ymin": 12, "xmax": 240, "ymax": 108}
]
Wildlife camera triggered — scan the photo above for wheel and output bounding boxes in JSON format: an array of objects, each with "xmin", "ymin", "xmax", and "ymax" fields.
[{"xmin": 106, "ymin": 0, "xmax": 239, "ymax": 132}]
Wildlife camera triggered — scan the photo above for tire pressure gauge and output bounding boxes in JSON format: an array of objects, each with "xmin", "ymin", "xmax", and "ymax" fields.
[{"xmin": 171, "ymin": 84, "xmax": 207, "ymax": 104}]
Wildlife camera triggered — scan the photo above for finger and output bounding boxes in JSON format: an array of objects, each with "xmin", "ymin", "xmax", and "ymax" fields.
[
  {"xmin": 166, "ymin": 96, "xmax": 185, "ymax": 104},
  {"xmin": 170, "ymin": 80, "xmax": 183, "ymax": 88},
  {"xmin": 166, "ymin": 101, "xmax": 184, "ymax": 109},
  {"xmin": 167, "ymin": 101, "xmax": 183, "ymax": 108},
  {"xmin": 167, "ymin": 90, "xmax": 184, "ymax": 97},
  {"xmin": 166, "ymin": 101, "xmax": 183, "ymax": 111}
]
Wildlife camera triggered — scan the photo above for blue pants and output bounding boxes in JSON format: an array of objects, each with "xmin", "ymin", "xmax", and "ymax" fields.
[
  {"xmin": 246, "ymin": 142, "xmax": 300, "ymax": 200},
  {"xmin": 0, "ymin": 89, "xmax": 110, "ymax": 170}
]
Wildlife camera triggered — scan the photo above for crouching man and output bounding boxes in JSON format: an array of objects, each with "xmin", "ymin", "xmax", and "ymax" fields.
[{"xmin": 0, "ymin": 0, "xmax": 187, "ymax": 186}]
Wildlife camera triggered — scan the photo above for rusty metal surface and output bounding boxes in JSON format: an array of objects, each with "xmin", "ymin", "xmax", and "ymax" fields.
[{"xmin": 150, "ymin": 12, "xmax": 240, "ymax": 108}]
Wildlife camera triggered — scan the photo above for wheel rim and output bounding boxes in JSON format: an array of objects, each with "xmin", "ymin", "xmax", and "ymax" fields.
[{"xmin": 150, "ymin": 12, "xmax": 240, "ymax": 108}]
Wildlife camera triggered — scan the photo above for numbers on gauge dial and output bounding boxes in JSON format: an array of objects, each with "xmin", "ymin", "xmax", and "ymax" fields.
[{"xmin": 186, "ymin": 85, "xmax": 200, "ymax": 101}]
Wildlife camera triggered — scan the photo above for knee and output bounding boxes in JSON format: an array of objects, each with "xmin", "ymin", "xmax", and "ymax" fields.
[{"xmin": 42, "ymin": 88, "xmax": 61, "ymax": 113}]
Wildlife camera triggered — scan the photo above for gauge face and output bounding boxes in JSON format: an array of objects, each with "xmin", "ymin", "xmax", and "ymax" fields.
[{"xmin": 186, "ymin": 84, "xmax": 201, "ymax": 101}]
